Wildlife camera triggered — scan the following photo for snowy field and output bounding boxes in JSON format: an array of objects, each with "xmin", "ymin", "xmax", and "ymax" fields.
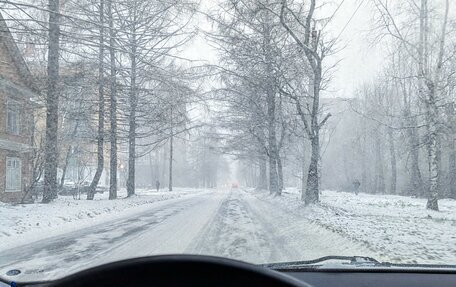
[
  {"xmin": 0, "ymin": 188, "xmax": 209, "ymax": 250},
  {"xmin": 253, "ymin": 189, "xmax": 456, "ymax": 264}
]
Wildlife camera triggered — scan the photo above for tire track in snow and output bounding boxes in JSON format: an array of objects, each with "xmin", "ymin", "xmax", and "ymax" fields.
[
  {"xmin": 189, "ymin": 190, "xmax": 287, "ymax": 263},
  {"xmin": 245, "ymin": 190, "xmax": 385, "ymax": 262}
]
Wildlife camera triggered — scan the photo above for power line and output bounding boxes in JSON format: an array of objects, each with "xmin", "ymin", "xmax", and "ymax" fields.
[
  {"xmin": 321, "ymin": 0, "xmax": 346, "ymax": 31},
  {"xmin": 334, "ymin": 0, "xmax": 365, "ymax": 43}
]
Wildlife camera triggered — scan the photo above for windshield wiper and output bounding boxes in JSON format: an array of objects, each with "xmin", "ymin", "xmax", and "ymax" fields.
[
  {"xmin": 263, "ymin": 256, "xmax": 383, "ymax": 270},
  {"xmin": 263, "ymin": 256, "xmax": 456, "ymax": 272}
]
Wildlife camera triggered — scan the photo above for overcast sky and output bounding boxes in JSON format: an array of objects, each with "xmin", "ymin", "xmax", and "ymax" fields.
[
  {"xmin": 182, "ymin": 0, "xmax": 386, "ymax": 99},
  {"xmin": 322, "ymin": 0, "xmax": 384, "ymax": 98}
]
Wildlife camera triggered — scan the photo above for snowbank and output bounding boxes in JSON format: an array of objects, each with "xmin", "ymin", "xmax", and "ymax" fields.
[
  {"xmin": 253, "ymin": 189, "xmax": 456, "ymax": 264},
  {"xmin": 0, "ymin": 188, "xmax": 207, "ymax": 250}
]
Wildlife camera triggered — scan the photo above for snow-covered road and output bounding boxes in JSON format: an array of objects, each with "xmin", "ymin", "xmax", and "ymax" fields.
[
  {"xmin": 0, "ymin": 189, "xmax": 375, "ymax": 281},
  {"xmin": 190, "ymin": 190, "xmax": 376, "ymax": 263},
  {"xmin": 0, "ymin": 190, "xmax": 224, "ymax": 280}
]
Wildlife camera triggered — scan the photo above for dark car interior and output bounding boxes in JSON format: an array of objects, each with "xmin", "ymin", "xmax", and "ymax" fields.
[{"xmin": 1, "ymin": 255, "xmax": 455, "ymax": 287}]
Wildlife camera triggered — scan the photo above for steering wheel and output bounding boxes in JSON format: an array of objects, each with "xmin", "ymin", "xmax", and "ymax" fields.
[{"xmin": 50, "ymin": 255, "xmax": 312, "ymax": 287}]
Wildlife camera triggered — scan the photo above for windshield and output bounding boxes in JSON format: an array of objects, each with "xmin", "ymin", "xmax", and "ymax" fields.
[{"xmin": 1, "ymin": 0, "xmax": 456, "ymax": 282}]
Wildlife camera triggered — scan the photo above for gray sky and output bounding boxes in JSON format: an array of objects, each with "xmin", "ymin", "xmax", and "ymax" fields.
[
  {"xmin": 324, "ymin": 0, "xmax": 384, "ymax": 98},
  {"xmin": 182, "ymin": 0, "xmax": 386, "ymax": 99}
]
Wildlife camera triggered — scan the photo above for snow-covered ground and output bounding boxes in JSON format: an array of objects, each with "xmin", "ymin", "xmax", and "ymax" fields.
[
  {"xmin": 0, "ymin": 188, "xmax": 208, "ymax": 249},
  {"xmin": 190, "ymin": 190, "xmax": 377, "ymax": 263},
  {"xmin": 1, "ymin": 188, "xmax": 455, "ymax": 282},
  {"xmin": 1, "ymin": 188, "xmax": 375, "ymax": 281},
  {"xmin": 252, "ymin": 188, "xmax": 456, "ymax": 264}
]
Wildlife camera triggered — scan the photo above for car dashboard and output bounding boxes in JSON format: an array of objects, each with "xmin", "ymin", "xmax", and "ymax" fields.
[{"xmin": 1, "ymin": 255, "xmax": 455, "ymax": 287}]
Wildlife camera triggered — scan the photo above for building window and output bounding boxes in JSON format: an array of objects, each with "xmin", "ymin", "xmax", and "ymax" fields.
[
  {"xmin": 7, "ymin": 99, "xmax": 20, "ymax": 135},
  {"xmin": 6, "ymin": 157, "xmax": 21, "ymax": 192}
]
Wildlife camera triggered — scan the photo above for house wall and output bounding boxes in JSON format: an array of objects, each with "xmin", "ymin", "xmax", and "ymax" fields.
[
  {"xmin": 0, "ymin": 88, "xmax": 33, "ymax": 146},
  {"xmin": 0, "ymin": 40, "xmax": 32, "ymax": 145},
  {"xmin": 0, "ymin": 149, "xmax": 31, "ymax": 202},
  {"xmin": 0, "ymin": 41, "xmax": 23, "ymax": 85},
  {"xmin": 0, "ymin": 40, "xmax": 34, "ymax": 203}
]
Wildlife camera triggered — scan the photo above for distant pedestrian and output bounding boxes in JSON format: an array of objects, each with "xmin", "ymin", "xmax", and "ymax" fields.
[
  {"xmin": 352, "ymin": 179, "xmax": 360, "ymax": 195},
  {"xmin": 156, "ymin": 180, "xmax": 160, "ymax": 192}
]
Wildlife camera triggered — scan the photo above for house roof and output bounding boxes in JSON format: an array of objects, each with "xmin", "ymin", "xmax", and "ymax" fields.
[{"xmin": 0, "ymin": 11, "xmax": 38, "ymax": 92}]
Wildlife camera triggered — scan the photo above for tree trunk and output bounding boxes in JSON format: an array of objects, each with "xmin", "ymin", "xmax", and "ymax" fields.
[
  {"xmin": 449, "ymin": 131, "xmax": 456, "ymax": 199},
  {"xmin": 108, "ymin": 0, "xmax": 117, "ymax": 200},
  {"xmin": 405, "ymin": 109, "xmax": 425, "ymax": 196},
  {"xmin": 88, "ymin": 0, "xmax": 105, "ymax": 200},
  {"xmin": 277, "ymin": 155, "xmax": 283, "ymax": 194},
  {"xmin": 60, "ymin": 118, "xmax": 80, "ymax": 190},
  {"xmin": 268, "ymin": 146, "xmax": 278, "ymax": 194},
  {"xmin": 360, "ymin": 124, "xmax": 367, "ymax": 194},
  {"xmin": 42, "ymin": 0, "xmax": 61, "ymax": 203},
  {"xmin": 59, "ymin": 145, "xmax": 72, "ymax": 189},
  {"xmin": 266, "ymin": 84, "xmax": 278, "ymax": 194},
  {"xmin": 301, "ymin": 157, "xmax": 306, "ymax": 196},
  {"xmin": 304, "ymin": 135, "xmax": 319, "ymax": 203},
  {"xmin": 388, "ymin": 128, "xmax": 397, "ymax": 194},
  {"xmin": 256, "ymin": 155, "xmax": 267, "ymax": 190},
  {"xmin": 304, "ymin": 65, "xmax": 324, "ymax": 204},
  {"xmin": 374, "ymin": 127, "xmax": 385, "ymax": 194},
  {"xmin": 148, "ymin": 151, "xmax": 154, "ymax": 186},
  {"xmin": 249, "ymin": 161, "xmax": 255, "ymax": 187},
  {"xmin": 162, "ymin": 142, "xmax": 168, "ymax": 186},
  {"xmin": 22, "ymin": 131, "xmax": 44, "ymax": 203},
  {"xmin": 425, "ymin": 83, "xmax": 440, "ymax": 210},
  {"xmin": 263, "ymin": 16, "xmax": 279, "ymax": 195},
  {"xmin": 126, "ymin": 30, "xmax": 137, "ymax": 197},
  {"xmin": 155, "ymin": 149, "xmax": 160, "ymax": 184},
  {"xmin": 168, "ymin": 126, "xmax": 173, "ymax": 192},
  {"xmin": 361, "ymin": 155, "xmax": 367, "ymax": 194},
  {"xmin": 448, "ymin": 103, "xmax": 456, "ymax": 199}
]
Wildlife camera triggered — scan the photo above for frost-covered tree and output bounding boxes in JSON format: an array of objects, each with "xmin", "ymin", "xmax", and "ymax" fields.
[{"xmin": 371, "ymin": 0, "xmax": 452, "ymax": 210}]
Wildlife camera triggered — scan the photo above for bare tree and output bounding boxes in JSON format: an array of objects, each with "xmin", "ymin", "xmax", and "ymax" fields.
[
  {"xmin": 42, "ymin": 0, "xmax": 61, "ymax": 203},
  {"xmin": 373, "ymin": 0, "xmax": 451, "ymax": 210},
  {"xmin": 207, "ymin": 0, "xmax": 290, "ymax": 195},
  {"xmin": 107, "ymin": 0, "xmax": 117, "ymax": 199},
  {"xmin": 279, "ymin": 0, "xmax": 331, "ymax": 203},
  {"xmin": 87, "ymin": 0, "xmax": 105, "ymax": 200}
]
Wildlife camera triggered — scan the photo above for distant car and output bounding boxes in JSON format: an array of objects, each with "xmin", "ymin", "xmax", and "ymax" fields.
[{"xmin": 231, "ymin": 183, "xmax": 239, "ymax": 189}]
